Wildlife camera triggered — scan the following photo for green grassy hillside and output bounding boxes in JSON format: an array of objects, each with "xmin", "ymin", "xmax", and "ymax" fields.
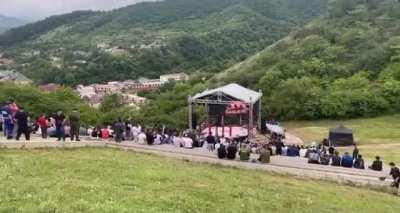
[{"xmin": 1, "ymin": 148, "xmax": 399, "ymax": 212}]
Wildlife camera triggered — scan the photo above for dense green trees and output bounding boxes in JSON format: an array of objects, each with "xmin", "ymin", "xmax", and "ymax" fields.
[
  {"xmin": 207, "ymin": 0, "xmax": 400, "ymax": 121},
  {"xmin": 0, "ymin": 83, "xmax": 100, "ymax": 126}
]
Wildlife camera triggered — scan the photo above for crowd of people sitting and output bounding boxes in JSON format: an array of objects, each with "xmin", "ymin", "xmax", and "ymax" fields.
[{"xmin": 1, "ymin": 100, "xmax": 399, "ymax": 195}]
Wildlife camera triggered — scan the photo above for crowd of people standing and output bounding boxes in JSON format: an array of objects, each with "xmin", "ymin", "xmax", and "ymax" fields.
[{"xmin": 1, "ymin": 100, "xmax": 81, "ymax": 142}]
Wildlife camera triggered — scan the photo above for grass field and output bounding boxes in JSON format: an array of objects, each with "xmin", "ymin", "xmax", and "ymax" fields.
[
  {"xmin": 285, "ymin": 114, "xmax": 400, "ymax": 163},
  {"xmin": 0, "ymin": 148, "xmax": 399, "ymax": 212}
]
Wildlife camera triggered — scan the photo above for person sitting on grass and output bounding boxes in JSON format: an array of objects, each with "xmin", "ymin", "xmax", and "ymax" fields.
[
  {"xmin": 239, "ymin": 144, "xmax": 250, "ymax": 161},
  {"xmin": 353, "ymin": 154, "xmax": 365, "ymax": 169},
  {"xmin": 258, "ymin": 145, "xmax": 271, "ymax": 164},
  {"xmin": 226, "ymin": 142, "xmax": 237, "ymax": 160},
  {"xmin": 369, "ymin": 156, "xmax": 383, "ymax": 171},
  {"xmin": 308, "ymin": 149, "xmax": 320, "ymax": 164},
  {"xmin": 341, "ymin": 152, "xmax": 353, "ymax": 168},
  {"xmin": 331, "ymin": 151, "xmax": 341, "ymax": 167},
  {"xmin": 217, "ymin": 142, "xmax": 227, "ymax": 159},
  {"xmin": 319, "ymin": 151, "xmax": 330, "ymax": 165}
]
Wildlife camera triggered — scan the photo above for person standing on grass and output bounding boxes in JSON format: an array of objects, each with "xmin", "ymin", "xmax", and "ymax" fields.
[
  {"xmin": 146, "ymin": 129, "xmax": 155, "ymax": 145},
  {"xmin": 69, "ymin": 109, "xmax": 81, "ymax": 141},
  {"xmin": 37, "ymin": 114, "xmax": 48, "ymax": 139},
  {"xmin": 389, "ymin": 162, "xmax": 400, "ymax": 196},
  {"xmin": 55, "ymin": 111, "xmax": 66, "ymax": 141},
  {"xmin": 8, "ymin": 99, "xmax": 19, "ymax": 138},
  {"xmin": 15, "ymin": 107, "xmax": 30, "ymax": 141},
  {"xmin": 206, "ymin": 132, "xmax": 216, "ymax": 152},
  {"xmin": 1, "ymin": 101, "xmax": 14, "ymax": 139},
  {"xmin": 113, "ymin": 118, "xmax": 125, "ymax": 143},
  {"xmin": 352, "ymin": 144, "xmax": 359, "ymax": 161},
  {"xmin": 331, "ymin": 151, "xmax": 341, "ymax": 167}
]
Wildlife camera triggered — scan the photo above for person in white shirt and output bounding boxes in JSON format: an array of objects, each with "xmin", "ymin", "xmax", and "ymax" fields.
[
  {"xmin": 137, "ymin": 131, "xmax": 147, "ymax": 145},
  {"xmin": 154, "ymin": 133, "xmax": 162, "ymax": 145}
]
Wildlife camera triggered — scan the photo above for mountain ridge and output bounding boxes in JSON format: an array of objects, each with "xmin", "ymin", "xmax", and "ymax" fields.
[{"xmin": 0, "ymin": 0, "xmax": 327, "ymax": 85}]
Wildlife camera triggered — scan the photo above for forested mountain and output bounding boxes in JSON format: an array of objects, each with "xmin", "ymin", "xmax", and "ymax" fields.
[
  {"xmin": 0, "ymin": 0, "xmax": 327, "ymax": 85},
  {"xmin": 211, "ymin": 0, "xmax": 400, "ymax": 120},
  {"xmin": 134, "ymin": 0, "xmax": 400, "ymax": 128},
  {"xmin": 0, "ymin": 15, "xmax": 27, "ymax": 33}
]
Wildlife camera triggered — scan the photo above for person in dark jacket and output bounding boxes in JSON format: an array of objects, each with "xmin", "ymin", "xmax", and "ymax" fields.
[
  {"xmin": 69, "ymin": 109, "xmax": 80, "ymax": 141},
  {"xmin": 341, "ymin": 152, "xmax": 353, "ymax": 168},
  {"xmin": 352, "ymin": 144, "xmax": 359, "ymax": 160},
  {"xmin": 55, "ymin": 111, "xmax": 66, "ymax": 141},
  {"xmin": 369, "ymin": 156, "xmax": 383, "ymax": 171},
  {"xmin": 388, "ymin": 162, "xmax": 400, "ymax": 195},
  {"xmin": 226, "ymin": 142, "xmax": 237, "ymax": 160},
  {"xmin": 217, "ymin": 143, "xmax": 227, "ymax": 159},
  {"xmin": 113, "ymin": 118, "xmax": 125, "ymax": 143},
  {"xmin": 206, "ymin": 132, "xmax": 216, "ymax": 152},
  {"xmin": 15, "ymin": 107, "xmax": 30, "ymax": 141},
  {"xmin": 275, "ymin": 139, "xmax": 284, "ymax": 155},
  {"xmin": 146, "ymin": 129, "xmax": 155, "ymax": 145},
  {"xmin": 353, "ymin": 154, "xmax": 365, "ymax": 169},
  {"xmin": 331, "ymin": 151, "xmax": 341, "ymax": 167}
]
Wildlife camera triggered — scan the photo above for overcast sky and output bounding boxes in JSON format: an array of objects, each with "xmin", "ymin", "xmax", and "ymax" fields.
[{"xmin": 0, "ymin": 0, "xmax": 154, "ymax": 21}]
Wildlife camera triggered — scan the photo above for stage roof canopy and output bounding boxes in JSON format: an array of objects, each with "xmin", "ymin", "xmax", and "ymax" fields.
[{"xmin": 191, "ymin": 83, "xmax": 262, "ymax": 104}]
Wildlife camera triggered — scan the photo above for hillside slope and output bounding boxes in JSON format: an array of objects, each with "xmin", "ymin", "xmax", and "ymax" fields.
[
  {"xmin": 0, "ymin": 0, "xmax": 327, "ymax": 85},
  {"xmin": 212, "ymin": 0, "xmax": 400, "ymax": 120}
]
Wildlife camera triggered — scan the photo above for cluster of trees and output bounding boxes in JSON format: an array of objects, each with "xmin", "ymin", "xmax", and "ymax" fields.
[{"xmin": 0, "ymin": 83, "xmax": 100, "ymax": 125}]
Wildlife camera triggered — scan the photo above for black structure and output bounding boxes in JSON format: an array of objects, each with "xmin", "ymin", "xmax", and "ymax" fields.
[{"xmin": 328, "ymin": 124, "xmax": 354, "ymax": 146}]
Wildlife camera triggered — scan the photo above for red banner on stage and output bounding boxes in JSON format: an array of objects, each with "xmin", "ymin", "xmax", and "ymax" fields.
[{"xmin": 225, "ymin": 101, "xmax": 248, "ymax": 115}]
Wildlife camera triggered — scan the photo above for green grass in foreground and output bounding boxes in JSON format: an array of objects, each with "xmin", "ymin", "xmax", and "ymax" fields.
[{"xmin": 0, "ymin": 148, "xmax": 399, "ymax": 212}]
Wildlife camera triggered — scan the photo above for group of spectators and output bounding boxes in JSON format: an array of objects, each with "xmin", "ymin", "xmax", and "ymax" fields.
[
  {"xmin": 306, "ymin": 144, "xmax": 379, "ymax": 171},
  {"xmin": 1, "ymin": 100, "xmax": 81, "ymax": 142}
]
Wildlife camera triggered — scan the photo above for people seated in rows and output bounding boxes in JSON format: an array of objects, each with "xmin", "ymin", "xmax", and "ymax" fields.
[{"xmin": 369, "ymin": 156, "xmax": 383, "ymax": 171}]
